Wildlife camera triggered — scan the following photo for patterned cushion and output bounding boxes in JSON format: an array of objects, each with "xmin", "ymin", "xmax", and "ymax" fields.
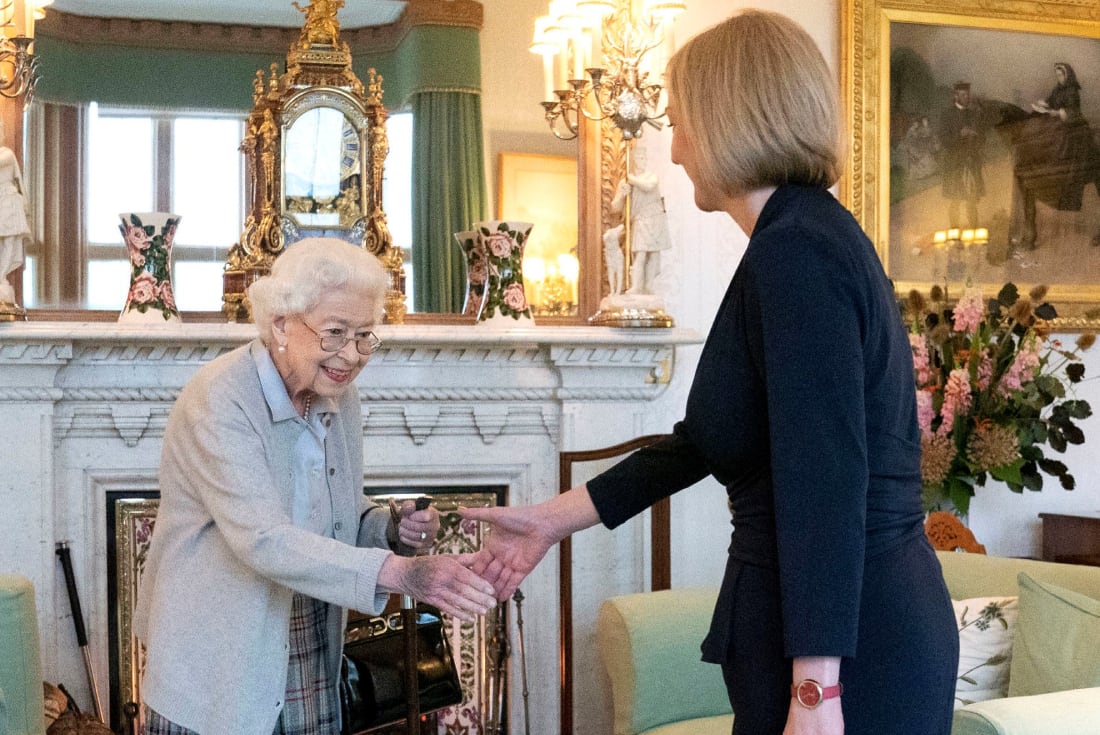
[{"xmin": 953, "ymin": 596, "xmax": 1018, "ymax": 707}]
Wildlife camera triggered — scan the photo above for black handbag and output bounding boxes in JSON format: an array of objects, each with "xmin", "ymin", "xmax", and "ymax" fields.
[{"xmin": 339, "ymin": 604, "xmax": 464, "ymax": 734}]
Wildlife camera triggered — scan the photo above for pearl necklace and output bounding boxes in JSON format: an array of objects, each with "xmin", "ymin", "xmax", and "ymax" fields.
[{"xmin": 301, "ymin": 392, "xmax": 313, "ymax": 420}]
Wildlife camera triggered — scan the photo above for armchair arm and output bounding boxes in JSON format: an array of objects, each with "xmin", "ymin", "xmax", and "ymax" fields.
[
  {"xmin": 596, "ymin": 588, "xmax": 731, "ymax": 735},
  {"xmin": 952, "ymin": 687, "xmax": 1100, "ymax": 735}
]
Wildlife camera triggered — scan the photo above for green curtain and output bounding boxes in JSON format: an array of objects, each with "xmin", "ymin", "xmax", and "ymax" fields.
[{"xmin": 411, "ymin": 90, "xmax": 486, "ymax": 313}]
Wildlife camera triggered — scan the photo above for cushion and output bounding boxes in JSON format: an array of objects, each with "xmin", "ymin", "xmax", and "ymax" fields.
[
  {"xmin": 643, "ymin": 713, "xmax": 734, "ymax": 735},
  {"xmin": 953, "ymin": 686, "xmax": 1100, "ymax": 735},
  {"xmin": 1008, "ymin": 572, "xmax": 1100, "ymax": 697},
  {"xmin": 952, "ymin": 596, "xmax": 1018, "ymax": 707}
]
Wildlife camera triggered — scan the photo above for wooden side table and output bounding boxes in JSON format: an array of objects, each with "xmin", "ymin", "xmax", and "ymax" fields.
[{"xmin": 1039, "ymin": 513, "xmax": 1100, "ymax": 567}]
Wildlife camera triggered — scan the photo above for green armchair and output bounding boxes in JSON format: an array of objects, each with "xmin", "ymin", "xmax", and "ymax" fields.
[
  {"xmin": 596, "ymin": 552, "xmax": 1100, "ymax": 735},
  {"xmin": 0, "ymin": 574, "xmax": 46, "ymax": 735}
]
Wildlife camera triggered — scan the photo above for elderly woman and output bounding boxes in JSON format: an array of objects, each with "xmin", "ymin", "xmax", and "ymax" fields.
[
  {"xmin": 135, "ymin": 238, "xmax": 495, "ymax": 735},
  {"xmin": 465, "ymin": 10, "xmax": 956, "ymax": 735}
]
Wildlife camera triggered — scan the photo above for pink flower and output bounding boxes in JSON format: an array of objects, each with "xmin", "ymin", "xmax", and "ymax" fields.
[
  {"xmin": 999, "ymin": 335, "xmax": 1042, "ymax": 395},
  {"xmin": 952, "ymin": 287, "xmax": 985, "ymax": 335},
  {"xmin": 938, "ymin": 368, "xmax": 972, "ymax": 435},
  {"xmin": 915, "ymin": 389, "xmax": 934, "ymax": 436},
  {"xmin": 121, "ymin": 222, "xmax": 151, "ymax": 265},
  {"xmin": 158, "ymin": 280, "xmax": 176, "ymax": 311},
  {"xmin": 163, "ymin": 223, "xmax": 177, "ymax": 249},
  {"xmin": 976, "ymin": 351, "xmax": 993, "ymax": 391},
  {"xmin": 467, "ymin": 259, "xmax": 488, "ymax": 286},
  {"xmin": 502, "ymin": 283, "xmax": 527, "ymax": 311},
  {"xmin": 128, "ymin": 272, "xmax": 157, "ymax": 304},
  {"xmin": 486, "ymin": 232, "xmax": 513, "ymax": 258},
  {"xmin": 910, "ymin": 334, "xmax": 932, "ymax": 386}
]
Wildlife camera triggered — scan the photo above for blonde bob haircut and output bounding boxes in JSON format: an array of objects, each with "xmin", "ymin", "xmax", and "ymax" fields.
[
  {"xmin": 666, "ymin": 9, "xmax": 843, "ymax": 197},
  {"xmin": 248, "ymin": 237, "xmax": 388, "ymax": 344}
]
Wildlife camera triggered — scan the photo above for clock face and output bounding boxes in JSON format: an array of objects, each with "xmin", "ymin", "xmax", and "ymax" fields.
[
  {"xmin": 796, "ymin": 680, "xmax": 822, "ymax": 708},
  {"xmin": 341, "ymin": 125, "xmax": 360, "ymax": 179}
]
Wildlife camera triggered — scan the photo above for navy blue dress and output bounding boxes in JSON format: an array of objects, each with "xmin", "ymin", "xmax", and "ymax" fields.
[{"xmin": 587, "ymin": 185, "xmax": 958, "ymax": 734}]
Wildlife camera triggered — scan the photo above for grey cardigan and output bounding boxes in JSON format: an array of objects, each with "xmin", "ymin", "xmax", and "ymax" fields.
[{"xmin": 133, "ymin": 340, "xmax": 391, "ymax": 735}]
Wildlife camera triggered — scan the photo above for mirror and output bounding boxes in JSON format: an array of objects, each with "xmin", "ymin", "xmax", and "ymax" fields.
[
  {"xmin": 283, "ymin": 107, "xmax": 362, "ymax": 230},
  {"xmin": 28, "ymin": 0, "xmax": 584, "ymax": 321}
]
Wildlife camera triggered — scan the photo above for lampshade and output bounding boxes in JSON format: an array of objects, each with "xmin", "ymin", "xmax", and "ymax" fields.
[{"xmin": 530, "ymin": 15, "xmax": 562, "ymax": 55}]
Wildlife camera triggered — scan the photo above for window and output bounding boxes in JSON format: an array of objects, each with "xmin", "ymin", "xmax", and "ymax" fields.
[
  {"xmin": 24, "ymin": 104, "xmax": 413, "ymax": 313},
  {"xmin": 84, "ymin": 104, "xmax": 246, "ymax": 312},
  {"xmin": 382, "ymin": 111, "xmax": 413, "ymax": 306}
]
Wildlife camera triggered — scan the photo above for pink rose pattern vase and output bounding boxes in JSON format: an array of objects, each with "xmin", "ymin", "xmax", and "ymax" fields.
[
  {"xmin": 454, "ymin": 229, "xmax": 487, "ymax": 318},
  {"xmin": 470, "ymin": 220, "xmax": 534, "ymax": 324},
  {"xmin": 118, "ymin": 212, "xmax": 181, "ymax": 324}
]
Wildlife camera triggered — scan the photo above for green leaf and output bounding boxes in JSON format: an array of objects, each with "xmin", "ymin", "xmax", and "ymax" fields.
[
  {"xmin": 1034, "ymin": 302, "xmax": 1057, "ymax": 321},
  {"xmin": 1067, "ymin": 363, "xmax": 1086, "ymax": 383},
  {"xmin": 990, "ymin": 461, "xmax": 1023, "ymax": 486},
  {"xmin": 997, "ymin": 283, "xmax": 1019, "ymax": 307},
  {"xmin": 1064, "ymin": 399, "xmax": 1092, "ymax": 419},
  {"xmin": 1060, "ymin": 474, "xmax": 1076, "ymax": 490},
  {"xmin": 1063, "ymin": 424, "xmax": 1085, "ymax": 445},
  {"xmin": 1020, "ymin": 463, "xmax": 1043, "ymax": 491},
  {"xmin": 1037, "ymin": 457, "xmax": 1068, "ymax": 476}
]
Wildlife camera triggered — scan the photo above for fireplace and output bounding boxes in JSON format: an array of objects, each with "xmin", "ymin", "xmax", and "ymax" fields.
[{"xmin": 0, "ymin": 321, "xmax": 698, "ymax": 735}]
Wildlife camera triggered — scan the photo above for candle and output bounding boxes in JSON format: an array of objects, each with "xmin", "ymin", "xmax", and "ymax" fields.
[{"xmin": 542, "ymin": 54, "xmax": 555, "ymax": 101}]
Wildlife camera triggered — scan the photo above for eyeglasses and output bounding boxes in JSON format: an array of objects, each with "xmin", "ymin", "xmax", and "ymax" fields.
[{"xmin": 300, "ymin": 321, "xmax": 383, "ymax": 356}]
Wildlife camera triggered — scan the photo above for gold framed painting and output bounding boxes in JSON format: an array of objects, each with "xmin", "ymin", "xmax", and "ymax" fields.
[
  {"xmin": 497, "ymin": 151, "xmax": 580, "ymax": 319},
  {"xmin": 841, "ymin": 0, "xmax": 1100, "ymax": 327}
]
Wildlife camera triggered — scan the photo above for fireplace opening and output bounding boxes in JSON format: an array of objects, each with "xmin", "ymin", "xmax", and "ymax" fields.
[{"xmin": 106, "ymin": 485, "xmax": 509, "ymax": 735}]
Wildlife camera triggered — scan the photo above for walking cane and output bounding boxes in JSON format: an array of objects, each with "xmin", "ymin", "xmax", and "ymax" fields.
[
  {"xmin": 390, "ymin": 496, "xmax": 433, "ymax": 735},
  {"xmin": 56, "ymin": 541, "xmax": 105, "ymax": 722}
]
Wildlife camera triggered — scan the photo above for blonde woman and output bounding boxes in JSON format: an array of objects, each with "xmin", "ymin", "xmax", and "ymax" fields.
[{"xmin": 465, "ymin": 11, "xmax": 957, "ymax": 735}]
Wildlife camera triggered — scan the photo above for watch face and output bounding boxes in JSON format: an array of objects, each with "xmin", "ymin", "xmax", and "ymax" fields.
[{"xmin": 796, "ymin": 680, "xmax": 823, "ymax": 708}]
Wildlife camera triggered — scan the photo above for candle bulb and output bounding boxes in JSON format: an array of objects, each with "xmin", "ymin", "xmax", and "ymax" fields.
[{"xmin": 542, "ymin": 54, "xmax": 555, "ymax": 101}]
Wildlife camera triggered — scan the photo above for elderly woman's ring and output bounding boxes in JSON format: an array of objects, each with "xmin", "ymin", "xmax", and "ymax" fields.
[{"xmin": 420, "ymin": 531, "xmax": 427, "ymax": 540}]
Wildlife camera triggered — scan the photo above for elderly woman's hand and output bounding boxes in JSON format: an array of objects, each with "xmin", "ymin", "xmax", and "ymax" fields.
[
  {"xmin": 394, "ymin": 499, "xmax": 441, "ymax": 550},
  {"xmin": 377, "ymin": 554, "xmax": 497, "ymax": 622}
]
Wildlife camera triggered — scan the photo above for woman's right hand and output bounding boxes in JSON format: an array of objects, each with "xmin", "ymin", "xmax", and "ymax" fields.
[{"xmin": 377, "ymin": 553, "xmax": 497, "ymax": 622}]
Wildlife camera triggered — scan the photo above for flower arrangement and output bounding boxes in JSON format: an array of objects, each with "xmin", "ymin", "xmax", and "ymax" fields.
[{"xmin": 902, "ymin": 282, "xmax": 1094, "ymax": 516}]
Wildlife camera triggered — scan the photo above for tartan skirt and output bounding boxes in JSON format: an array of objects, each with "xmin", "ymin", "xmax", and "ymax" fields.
[{"xmin": 144, "ymin": 593, "xmax": 338, "ymax": 735}]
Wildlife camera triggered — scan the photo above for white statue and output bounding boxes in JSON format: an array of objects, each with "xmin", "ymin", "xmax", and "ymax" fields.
[
  {"xmin": 609, "ymin": 144, "xmax": 671, "ymax": 295},
  {"xmin": 602, "ymin": 224, "xmax": 624, "ymax": 296},
  {"xmin": 0, "ymin": 123, "xmax": 30, "ymax": 309}
]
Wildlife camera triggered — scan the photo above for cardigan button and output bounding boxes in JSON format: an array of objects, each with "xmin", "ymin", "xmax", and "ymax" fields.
[
  {"xmin": 329, "ymin": 467, "xmax": 335, "ymax": 476},
  {"xmin": 334, "ymin": 521, "xmax": 343, "ymax": 531}
]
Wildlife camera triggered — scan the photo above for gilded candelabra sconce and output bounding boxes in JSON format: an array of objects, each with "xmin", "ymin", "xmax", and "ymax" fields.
[
  {"xmin": 0, "ymin": 0, "xmax": 50, "ymax": 102},
  {"xmin": 530, "ymin": 0, "xmax": 683, "ymax": 327},
  {"xmin": 223, "ymin": 0, "xmax": 404, "ymax": 323}
]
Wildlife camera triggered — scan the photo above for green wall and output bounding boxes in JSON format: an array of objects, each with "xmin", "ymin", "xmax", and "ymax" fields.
[{"xmin": 34, "ymin": 24, "xmax": 481, "ymax": 112}]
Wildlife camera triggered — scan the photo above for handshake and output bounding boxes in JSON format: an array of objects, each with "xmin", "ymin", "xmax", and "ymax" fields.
[{"xmin": 379, "ymin": 488, "xmax": 594, "ymax": 621}]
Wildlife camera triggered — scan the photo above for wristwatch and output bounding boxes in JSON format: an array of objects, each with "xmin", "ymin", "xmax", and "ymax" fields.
[{"xmin": 791, "ymin": 679, "xmax": 843, "ymax": 709}]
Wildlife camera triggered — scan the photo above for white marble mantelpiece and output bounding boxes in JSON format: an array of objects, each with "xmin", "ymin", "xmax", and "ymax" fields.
[{"xmin": 0, "ymin": 320, "xmax": 701, "ymax": 734}]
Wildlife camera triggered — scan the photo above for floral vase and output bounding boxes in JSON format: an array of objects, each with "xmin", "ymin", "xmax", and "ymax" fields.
[
  {"xmin": 469, "ymin": 220, "xmax": 534, "ymax": 326},
  {"xmin": 454, "ymin": 229, "xmax": 487, "ymax": 318},
  {"xmin": 118, "ymin": 212, "xmax": 182, "ymax": 324}
]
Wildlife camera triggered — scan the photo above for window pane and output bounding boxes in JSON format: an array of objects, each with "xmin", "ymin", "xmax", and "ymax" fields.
[
  {"xmin": 87, "ymin": 111, "xmax": 154, "ymax": 243},
  {"xmin": 21, "ymin": 255, "xmax": 35, "ymax": 308},
  {"xmin": 173, "ymin": 260, "xmax": 225, "ymax": 312},
  {"xmin": 172, "ymin": 118, "xmax": 244, "ymax": 248},
  {"xmin": 87, "ymin": 259, "xmax": 129, "ymax": 310},
  {"xmin": 383, "ymin": 112, "xmax": 412, "ymax": 250}
]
